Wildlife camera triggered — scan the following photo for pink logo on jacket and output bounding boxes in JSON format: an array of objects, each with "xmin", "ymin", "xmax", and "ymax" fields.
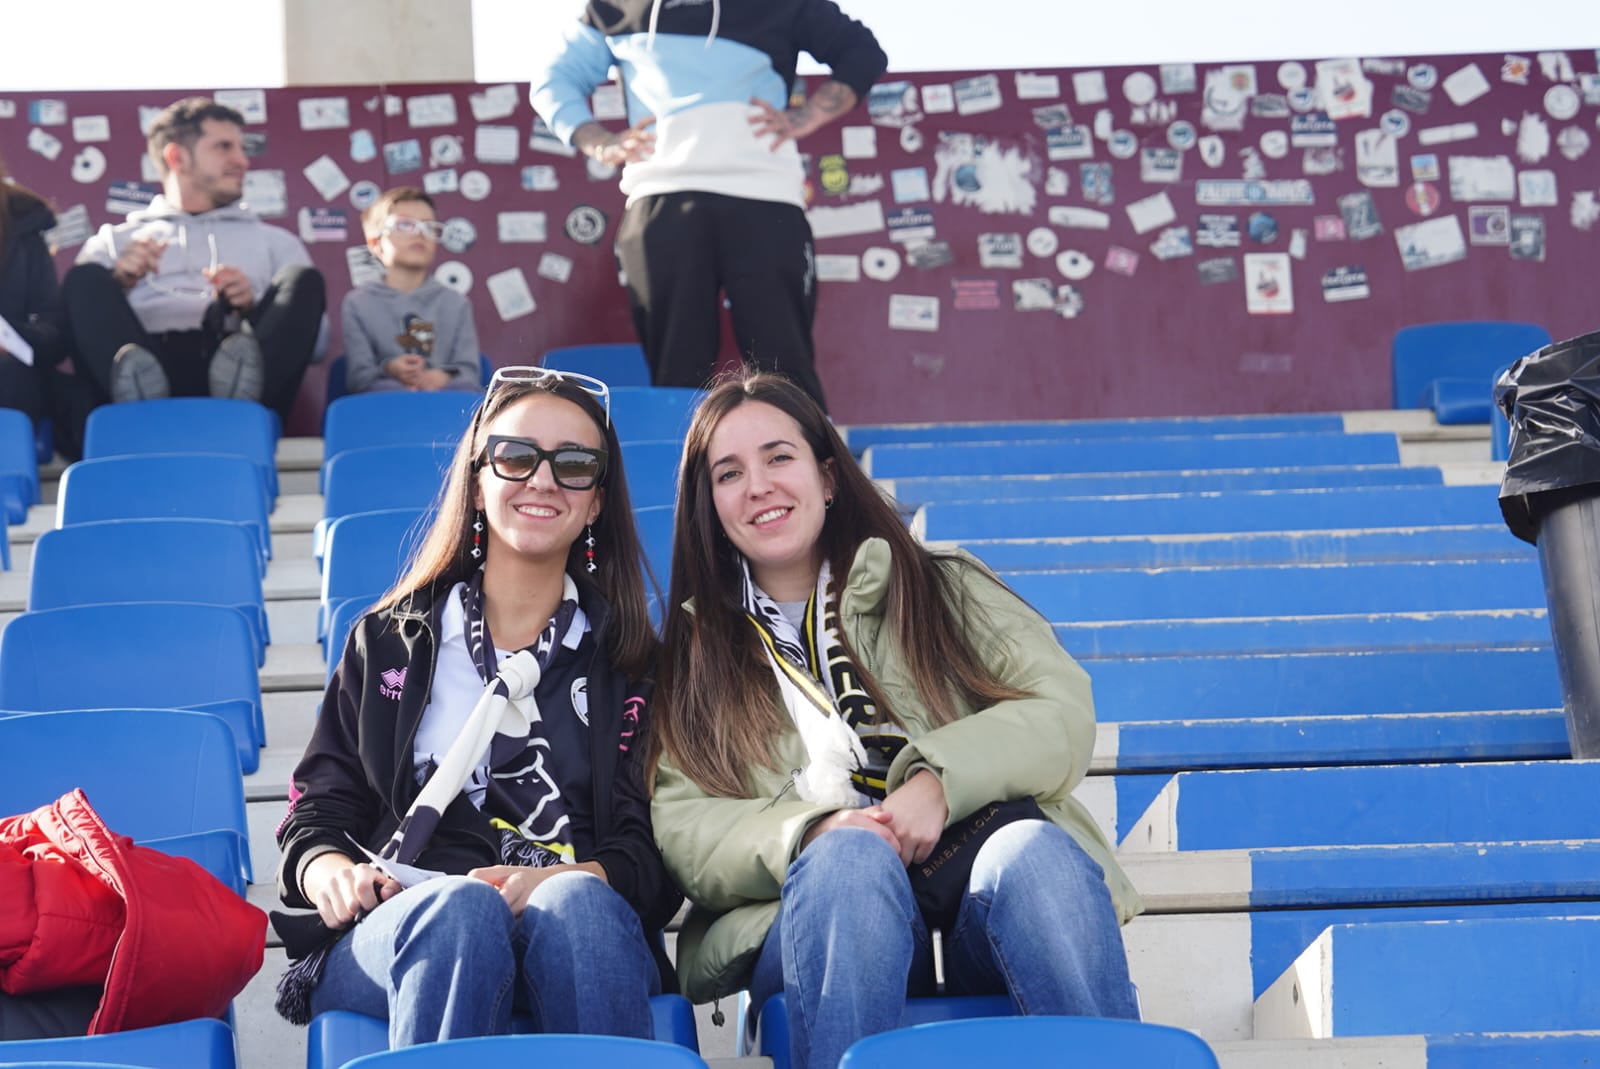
[{"xmin": 379, "ymin": 666, "xmax": 407, "ymax": 700}]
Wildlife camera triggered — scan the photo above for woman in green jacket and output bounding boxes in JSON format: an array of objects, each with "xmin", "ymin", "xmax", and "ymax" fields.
[{"xmin": 649, "ymin": 371, "xmax": 1141, "ymax": 1069}]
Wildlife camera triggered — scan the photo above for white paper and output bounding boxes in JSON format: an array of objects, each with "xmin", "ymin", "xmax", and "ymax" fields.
[
  {"xmin": 921, "ymin": 84, "xmax": 955, "ymax": 114},
  {"xmin": 0, "ymin": 312, "xmax": 34, "ymax": 366},
  {"xmin": 497, "ymin": 211, "xmax": 547, "ymax": 243},
  {"xmin": 1072, "ymin": 71, "xmax": 1108, "ymax": 105},
  {"xmin": 1395, "ymin": 215, "xmax": 1467, "ymax": 271},
  {"xmin": 840, "ymin": 126, "xmax": 877, "ymax": 159},
  {"xmin": 1125, "ymin": 191, "xmax": 1177, "ymax": 234},
  {"xmin": 486, "ymin": 267, "xmax": 536, "ymax": 321},
  {"xmin": 407, "ymin": 92, "xmax": 458, "ymax": 128},
  {"xmin": 537, "ymin": 252, "xmax": 573, "ymax": 283},
  {"xmin": 815, "ymin": 254, "xmax": 861, "ymax": 282},
  {"xmin": 215, "ymin": 88, "xmax": 267, "ymax": 124},
  {"xmin": 1442, "ymin": 63, "xmax": 1491, "ymax": 106},
  {"xmin": 469, "ymin": 83, "xmax": 519, "ymax": 122},
  {"xmin": 303, "ymin": 155, "xmax": 350, "ymax": 201},
  {"xmin": 298, "ymin": 96, "xmax": 350, "ymax": 131},
  {"xmin": 806, "ymin": 200, "xmax": 886, "ymax": 239},
  {"xmin": 1243, "ymin": 252, "xmax": 1294, "ymax": 315},
  {"xmin": 475, "ymin": 124, "xmax": 520, "ymax": 164},
  {"xmin": 888, "ymin": 294, "xmax": 939, "ymax": 332},
  {"xmin": 1354, "ymin": 130, "xmax": 1399, "ymax": 188},
  {"xmin": 70, "ymin": 147, "xmax": 106, "ymax": 184},
  {"xmin": 71, "ymin": 115, "xmax": 110, "ymax": 142},
  {"xmin": 1015, "ymin": 72, "xmax": 1061, "ymax": 100},
  {"xmin": 358, "ymin": 843, "xmax": 444, "ymax": 889}
]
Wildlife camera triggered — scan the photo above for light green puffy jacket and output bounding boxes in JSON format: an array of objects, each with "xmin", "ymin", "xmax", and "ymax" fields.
[{"xmin": 652, "ymin": 537, "xmax": 1142, "ymax": 1004}]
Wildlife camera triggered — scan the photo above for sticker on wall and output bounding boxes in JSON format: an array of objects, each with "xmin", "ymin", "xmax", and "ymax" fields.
[
  {"xmin": 1290, "ymin": 112, "xmax": 1336, "ymax": 148},
  {"xmin": 1448, "ymin": 156, "xmax": 1515, "ymax": 201},
  {"xmin": 537, "ymin": 252, "xmax": 574, "ymax": 284},
  {"xmin": 1047, "ymin": 206, "xmax": 1110, "ymax": 229},
  {"xmin": 1150, "ymin": 225, "xmax": 1194, "ymax": 260},
  {"xmin": 1501, "ymin": 55, "xmax": 1533, "ymax": 85},
  {"xmin": 422, "ymin": 169, "xmax": 458, "ymax": 195},
  {"xmin": 920, "ymin": 84, "xmax": 955, "ymax": 114},
  {"xmin": 242, "ymin": 131, "xmax": 269, "ymax": 159},
  {"xmin": 1056, "ymin": 249, "xmax": 1094, "ymax": 279},
  {"xmin": 215, "ymin": 89, "xmax": 267, "ymax": 124},
  {"xmin": 303, "ymin": 155, "xmax": 350, "ymax": 201},
  {"xmin": 1031, "ymin": 104, "xmax": 1072, "ymax": 130},
  {"xmin": 868, "ymin": 81, "xmax": 924, "ymax": 127},
  {"xmin": 1379, "ymin": 110, "xmax": 1410, "ymax": 138},
  {"xmin": 1026, "ymin": 227, "xmax": 1059, "ymax": 258},
  {"xmin": 459, "ymin": 170, "xmax": 492, "ymax": 202},
  {"xmin": 1571, "ymin": 192, "xmax": 1600, "ymax": 232},
  {"xmin": 1045, "ymin": 168, "xmax": 1071, "ymax": 196},
  {"xmin": 1201, "ymin": 75, "xmax": 1247, "ymax": 131},
  {"xmin": 886, "ymin": 205, "xmax": 935, "ymax": 244},
  {"xmin": 1106, "ymin": 131, "xmax": 1138, "ymax": 159},
  {"xmin": 1404, "ymin": 182, "xmax": 1442, "ymax": 217},
  {"xmin": 1013, "ymin": 277, "xmax": 1056, "ymax": 311},
  {"xmin": 1313, "ymin": 214, "xmax": 1346, "ymax": 241},
  {"xmin": 28, "ymin": 99, "xmax": 66, "ymax": 125},
  {"xmin": 1197, "ymin": 214, "xmax": 1241, "ymax": 248},
  {"xmin": 469, "ymin": 84, "xmax": 519, "ymax": 122},
  {"xmin": 428, "ymin": 135, "xmax": 463, "ymax": 168},
  {"xmin": 1015, "ymin": 72, "xmax": 1061, "ymax": 100},
  {"xmin": 934, "ymin": 138, "xmax": 1037, "ymax": 215},
  {"xmin": 906, "ymin": 241, "xmax": 954, "ymax": 270},
  {"xmin": 1160, "ymin": 64, "xmax": 1197, "ymax": 94},
  {"xmin": 861, "ymin": 246, "xmax": 902, "ymax": 281},
  {"xmin": 1407, "ymin": 63, "xmax": 1438, "ymax": 90},
  {"xmin": 522, "ymin": 165, "xmax": 559, "ymax": 192},
  {"xmin": 816, "ymin": 255, "xmax": 861, "ymax": 282},
  {"xmin": 298, "ymin": 97, "xmax": 350, "ymax": 131},
  {"xmin": 1054, "ymin": 284, "xmax": 1085, "ymax": 319},
  {"xmin": 1410, "ymin": 153, "xmax": 1441, "ymax": 182},
  {"xmin": 818, "ymin": 153, "xmax": 850, "ymax": 196},
  {"xmin": 383, "ymin": 139, "xmax": 423, "ymax": 174},
  {"xmin": 1287, "ymin": 87, "xmax": 1320, "ymax": 113},
  {"xmin": 953, "ymin": 74, "xmax": 1003, "ymax": 116},
  {"xmin": 900, "ymin": 127, "xmax": 923, "ymax": 153},
  {"xmin": 1243, "ymin": 252, "xmax": 1293, "ymax": 315},
  {"xmin": 1197, "ymin": 256, "xmax": 1238, "ymax": 284},
  {"xmin": 1508, "ymin": 213, "xmax": 1545, "ymax": 261},
  {"xmin": 407, "ymin": 93, "xmax": 458, "ymax": 128},
  {"xmin": 805, "ymin": 201, "xmax": 885, "ymax": 239},
  {"xmin": 1557, "ymin": 127, "xmax": 1591, "ymax": 161},
  {"xmin": 1239, "ymin": 146, "xmax": 1265, "ymax": 180},
  {"xmin": 977, "ymin": 232, "xmax": 1024, "ymax": 268},
  {"xmin": 1418, "ymin": 122, "xmax": 1478, "ymax": 146},
  {"xmin": 345, "ymin": 246, "xmax": 386, "ymax": 288},
  {"xmin": 1293, "ymin": 225, "xmax": 1312, "ymax": 258},
  {"xmin": 26, "ymin": 127, "xmax": 61, "ymax": 161},
  {"xmin": 71, "ymin": 115, "xmax": 109, "ymax": 143},
  {"xmin": 1545, "ymin": 85, "xmax": 1580, "ymax": 123},
  {"xmin": 888, "ymin": 293, "xmax": 940, "ymax": 331},
  {"xmin": 1198, "ymin": 136, "xmax": 1225, "ymax": 168},
  {"xmin": 1277, "ymin": 61, "xmax": 1308, "ymax": 90},
  {"xmin": 1167, "ymin": 120, "xmax": 1197, "ymax": 151},
  {"xmin": 486, "ymin": 267, "xmax": 536, "ymax": 321},
  {"xmin": 590, "ymin": 83, "xmax": 626, "ymax": 121},
  {"xmin": 841, "ymin": 126, "xmax": 877, "ymax": 159},
  {"xmin": 70, "ymin": 146, "xmax": 105, "ymax": 184},
  {"xmin": 497, "ymin": 211, "xmax": 547, "ymax": 243},
  {"xmin": 1046, "ymin": 125, "xmax": 1093, "ymax": 161},
  {"xmin": 1251, "ymin": 94, "xmax": 1290, "ymax": 119},
  {"xmin": 1390, "ymin": 85, "xmax": 1432, "ymax": 115},
  {"xmin": 1126, "ymin": 191, "xmax": 1176, "ymax": 234},
  {"xmin": 1354, "ymin": 130, "xmax": 1399, "ymax": 187},
  {"xmin": 1315, "ymin": 58, "xmax": 1372, "ymax": 120},
  {"xmin": 1321, "ymin": 265, "xmax": 1370, "ymax": 302},
  {"xmin": 1518, "ymin": 170, "xmax": 1558, "ymax": 208},
  {"xmin": 1468, "ymin": 206, "xmax": 1511, "ymax": 245},
  {"xmin": 1303, "ymin": 147, "xmax": 1344, "ymax": 175},
  {"xmin": 1337, "ymin": 191, "xmax": 1384, "ymax": 240},
  {"xmin": 1140, "ymin": 147, "xmax": 1182, "ymax": 182},
  {"xmin": 1104, "ymin": 245, "xmax": 1140, "ymax": 277},
  {"xmin": 1395, "ymin": 215, "xmax": 1467, "ymax": 270},
  {"xmin": 1539, "ymin": 51, "xmax": 1576, "ymax": 82},
  {"xmin": 474, "ymin": 125, "xmax": 519, "ymax": 166},
  {"xmin": 350, "ymin": 130, "xmax": 377, "ymax": 163},
  {"xmin": 1080, "ymin": 162, "xmax": 1113, "ymax": 205},
  {"xmin": 951, "ymin": 279, "xmax": 1001, "ymax": 311},
  {"xmin": 242, "ymin": 170, "xmax": 287, "ymax": 217},
  {"xmin": 1122, "ymin": 71, "xmax": 1157, "ymax": 105},
  {"xmin": 1258, "ymin": 130, "xmax": 1289, "ymax": 160},
  {"xmin": 1516, "ymin": 113, "xmax": 1552, "ymax": 164},
  {"xmin": 1247, "ymin": 211, "xmax": 1279, "ymax": 243},
  {"xmin": 297, "ymin": 207, "xmax": 349, "ymax": 245},
  {"xmin": 1194, "ymin": 179, "xmax": 1314, "ymax": 206},
  {"xmin": 529, "ymin": 116, "xmax": 576, "ymax": 157},
  {"xmin": 42, "ymin": 204, "xmax": 91, "ymax": 249},
  {"xmin": 892, "ymin": 167, "xmax": 932, "ymax": 203},
  {"xmin": 848, "ymin": 174, "xmax": 884, "ymax": 197},
  {"xmin": 1442, "ymin": 63, "xmax": 1490, "ymax": 106},
  {"xmin": 440, "ymin": 217, "xmax": 478, "ymax": 254},
  {"xmin": 1582, "ymin": 73, "xmax": 1600, "ymax": 107},
  {"xmin": 1072, "ymin": 71, "xmax": 1108, "ymax": 105},
  {"xmin": 564, "ymin": 205, "xmax": 607, "ymax": 246},
  {"xmin": 348, "ymin": 180, "xmax": 381, "ymax": 212}
]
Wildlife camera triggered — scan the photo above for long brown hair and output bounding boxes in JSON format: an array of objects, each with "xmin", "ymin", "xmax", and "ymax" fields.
[
  {"xmin": 373, "ymin": 376, "xmax": 659, "ymax": 680},
  {"xmin": 650, "ymin": 370, "xmax": 1029, "ymax": 798}
]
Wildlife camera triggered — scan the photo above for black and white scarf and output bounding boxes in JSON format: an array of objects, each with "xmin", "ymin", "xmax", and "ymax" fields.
[{"xmin": 741, "ymin": 559, "xmax": 908, "ymax": 807}]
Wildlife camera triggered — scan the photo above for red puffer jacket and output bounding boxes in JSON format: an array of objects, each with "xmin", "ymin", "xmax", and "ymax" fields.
[{"xmin": 0, "ymin": 789, "xmax": 266, "ymax": 1034}]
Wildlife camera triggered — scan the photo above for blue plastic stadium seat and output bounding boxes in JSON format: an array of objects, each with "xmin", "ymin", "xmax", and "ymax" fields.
[
  {"xmin": 838, "ymin": 1016, "xmax": 1218, "ymax": 1069},
  {"xmin": 0, "ymin": 406, "xmax": 40, "ymax": 523},
  {"xmin": 325, "ymin": 594, "xmax": 381, "ymax": 677},
  {"xmin": 0, "ymin": 604, "xmax": 264, "ymax": 774},
  {"xmin": 84, "ymin": 397, "xmax": 280, "ymax": 502},
  {"xmin": 57, "ymin": 453, "xmax": 272, "ymax": 568},
  {"xmin": 621, "ymin": 440, "xmax": 682, "ymax": 510},
  {"xmin": 321, "ymin": 392, "xmax": 480, "ymax": 491},
  {"xmin": 1391, "ymin": 320, "xmax": 1552, "ymax": 412},
  {"xmin": 540, "ymin": 343, "xmax": 651, "ymax": 387},
  {"xmin": 314, "ymin": 444, "xmax": 454, "ymax": 567},
  {"xmin": 307, "ymin": 996, "xmax": 700, "ymax": 1068},
  {"xmin": 749, "ymin": 994, "xmax": 1013, "ymax": 1069},
  {"xmin": 610, "ymin": 387, "xmax": 704, "ymax": 443},
  {"xmin": 326, "ymin": 353, "xmax": 492, "ymax": 404},
  {"xmin": 0, "ymin": 709, "xmax": 251, "ymax": 887},
  {"xmin": 30, "ymin": 519, "xmax": 270, "ymax": 665},
  {"xmin": 320, "ymin": 509, "xmax": 428, "ymax": 647},
  {"xmin": 0, "ymin": 1016, "xmax": 237, "ymax": 1068}
]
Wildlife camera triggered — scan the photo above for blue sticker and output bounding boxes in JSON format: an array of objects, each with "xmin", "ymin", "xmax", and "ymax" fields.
[
  {"xmin": 1196, "ymin": 213, "xmax": 1241, "ymax": 248},
  {"xmin": 105, "ymin": 180, "xmax": 160, "ymax": 217},
  {"xmin": 1380, "ymin": 110, "xmax": 1411, "ymax": 138},
  {"xmin": 1167, "ymin": 120, "xmax": 1197, "ymax": 150},
  {"xmin": 350, "ymin": 130, "xmax": 377, "ymax": 163},
  {"xmin": 383, "ymin": 138, "xmax": 423, "ymax": 175},
  {"xmin": 1080, "ymin": 162, "xmax": 1114, "ymax": 205},
  {"xmin": 1290, "ymin": 112, "xmax": 1337, "ymax": 147},
  {"xmin": 1247, "ymin": 211, "xmax": 1279, "ymax": 244},
  {"xmin": 349, "ymin": 180, "xmax": 381, "ymax": 211},
  {"xmin": 886, "ymin": 204, "xmax": 937, "ymax": 245},
  {"xmin": 1321, "ymin": 265, "xmax": 1370, "ymax": 302},
  {"xmin": 1287, "ymin": 87, "xmax": 1318, "ymax": 112},
  {"xmin": 1046, "ymin": 125, "xmax": 1094, "ymax": 161}
]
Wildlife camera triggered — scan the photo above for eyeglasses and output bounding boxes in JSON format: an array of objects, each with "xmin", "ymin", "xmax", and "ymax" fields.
[
  {"xmin": 382, "ymin": 216, "xmax": 446, "ymax": 241},
  {"xmin": 143, "ymin": 227, "xmax": 219, "ymax": 299},
  {"xmin": 486, "ymin": 366, "xmax": 611, "ymax": 428},
  {"xmin": 476, "ymin": 435, "xmax": 608, "ymax": 489}
]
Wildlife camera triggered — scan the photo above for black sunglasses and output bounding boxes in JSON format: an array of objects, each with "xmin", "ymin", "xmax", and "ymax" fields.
[{"xmin": 475, "ymin": 435, "xmax": 608, "ymax": 489}]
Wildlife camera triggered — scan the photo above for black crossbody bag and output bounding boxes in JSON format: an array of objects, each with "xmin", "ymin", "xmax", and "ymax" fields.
[{"xmin": 908, "ymin": 797, "xmax": 1046, "ymax": 930}]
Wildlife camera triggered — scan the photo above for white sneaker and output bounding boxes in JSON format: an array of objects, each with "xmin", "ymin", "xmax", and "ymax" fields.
[
  {"xmin": 210, "ymin": 332, "xmax": 264, "ymax": 401},
  {"xmin": 110, "ymin": 344, "xmax": 171, "ymax": 402}
]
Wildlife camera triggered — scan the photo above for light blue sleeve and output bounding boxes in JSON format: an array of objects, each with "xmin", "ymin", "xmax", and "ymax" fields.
[{"xmin": 529, "ymin": 21, "xmax": 617, "ymax": 146}]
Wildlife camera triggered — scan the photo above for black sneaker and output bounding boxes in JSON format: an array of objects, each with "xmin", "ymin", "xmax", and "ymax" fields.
[
  {"xmin": 210, "ymin": 332, "xmax": 264, "ymax": 401},
  {"xmin": 110, "ymin": 344, "xmax": 171, "ymax": 402}
]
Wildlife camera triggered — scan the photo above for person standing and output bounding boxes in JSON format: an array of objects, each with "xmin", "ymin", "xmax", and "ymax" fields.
[
  {"xmin": 64, "ymin": 97, "xmax": 326, "ymax": 424},
  {"xmin": 530, "ymin": 0, "xmax": 887, "ymax": 412}
]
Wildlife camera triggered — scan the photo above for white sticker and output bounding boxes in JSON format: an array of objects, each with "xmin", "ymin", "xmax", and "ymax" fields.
[
  {"xmin": 537, "ymin": 252, "xmax": 574, "ymax": 283},
  {"xmin": 26, "ymin": 127, "xmax": 62, "ymax": 161},
  {"xmin": 840, "ymin": 126, "xmax": 877, "ymax": 159},
  {"xmin": 900, "ymin": 126, "xmax": 924, "ymax": 153},
  {"xmin": 422, "ymin": 168, "xmax": 458, "ymax": 195},
  {"xmin": 954, "ymin": 75, "xmax": 1002, "ymax": 116},
  {"xmin": 459, "ymin": 170, "xmax": 491, "ymax": 201},
  {"xmin": 1518, "ymin": 169, "xmax": 1558, "ymax": 207},
  {"xmin": 242, "ymin": 170, "xmax": 288, "ymax": 217},
  {"xmin": 1418, "ymin": 122, "xmax": 1480, "ymax": 146},
  {"xmin": 303, "ymin": 155, "xmax": 350, "ymax": 201},
  {"xmin": 407, "ymin": 93, "xmax": 458, "ymax": 128},
  {"xmin": 215, "ymin": 89, "xmax": 267, "ymax": 124},
  {"xmin": 497, "ymin": 211, "xmax": 547, "ymax": 243},
  {"xmin": 805, "ymin": 201, "xmax": 886, "ymax": 239},
  {"xmin": 70, "ymin": 146, "xmax": 105, "ymax": 183},
  {"xmin": 1056, "ymin": 249, "xmax": 1094, "ymax": 280},
  {"xmin": 469, "ymin": 84, "xmax": 519, "ymax": 122},
  {"xmin": 1198, "ymin": 135, "xmax": 1225, "ymax": 168},
  {"xmin": 1545, "ymin": 85, "xmax": 1580, "ymax": 122},
  {"xmin": 1122, "ymin": 71, "xmax": 1157, "ymax": 105},
  {"xmin": 0, "ymin": 100, "xmax": 14, "ymax": 119},
  {"xmin": 475, "ymin": 125, "xmax": 519, "ymax": 165},
  {"xmin": 71, "ymin": 115, "xmax": 110, "ymax": 143},
  {"xmin": 1072, "ymin": 71, "xmax": 1108, "ymax": 105},
  {"xmin": 1126, "ymin": 191, "xmax": 1177, "ymax": 235},
  {"xmin": 888, "ymin": 294, "xmax": 939, "ymax": 332},
  {"xmin": 346, "ymin": 245, "xmax": 386, "ymax": 288},
  {"xmin": 349, "ymin": 180, "xmax": 381, "ymax": 211},
  {"xmin": 1047, "ymin": 206, "xmax": 1111, "ymax": 230},
  {"xmin": 441, "ymin": 217, "xmax": 478, "ymax": 254},
  {"xmin": 815, "ymin": 254, "xmax": 861, "ymax": 282},
  {"xmin": 1015, "ymin": 72, "xmax": 1061, "ymax": 100},
  {"xmin": 1259, "ymin": 130, "xmax": 1289, "ymax": 159},
  {"xmin": 298, "ymin": 97, "xmax": 350, "ymax": 131},
  {"xmin": 1441, "ymin": 64, "xmax": 1490, "ymax": 107},
  {"xmin": 921, "ymin": 84, "xmax": 955, "ymax": 114},
  {"xmin": 1026, "ymin": 226, "xmax": 1059, "ymax": 257},
  {"xmin": 1277, "ymin": 62, "xmax": 1307, "ymax": 90},
  {"xmin": 861, "ymin": 246, "xmax": 901, "ymax": 281},
  {"xmin": 486, "ymin": 267, "xmax": 536, "ymax": 321},
  {"xmin": 891, "ymin": 167, "xmax": 932, "ymax": 203},
  {"xmin": 434, "ymin": 260, "xmax": 474, "ymax": 294}
]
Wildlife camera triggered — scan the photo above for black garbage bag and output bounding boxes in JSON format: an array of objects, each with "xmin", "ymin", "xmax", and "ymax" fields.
[
  {"xmin": 1495, "ymin": 328, "xmax": 1600, "ymax": 758},
  {"xmin": 1497, "ymin": 329, "xmax": 1600, "ymax": 544}
]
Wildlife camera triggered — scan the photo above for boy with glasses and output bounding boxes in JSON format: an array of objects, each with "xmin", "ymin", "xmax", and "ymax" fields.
[
  {"xmin": 342, "ymin": 187, "xmax": 481, "ymax": 394},
  {"xmin": 62, "ymin": 96, "xmax": 327, "ymax": 424}
]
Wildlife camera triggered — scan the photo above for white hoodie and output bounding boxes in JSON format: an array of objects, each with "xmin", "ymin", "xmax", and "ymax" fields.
[{"xmin": 78, "ymin": 196, "xmax": 314, "ymax": 335}]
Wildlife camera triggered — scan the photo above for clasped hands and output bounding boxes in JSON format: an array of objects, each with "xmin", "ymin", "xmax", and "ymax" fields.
[
  {"xmin": 112, "ymin": 236, "xmax": 255, "ymax": 311},
  {"xmin": 802, "ymin": 769, "xmax": 949, "ymax": 867}
]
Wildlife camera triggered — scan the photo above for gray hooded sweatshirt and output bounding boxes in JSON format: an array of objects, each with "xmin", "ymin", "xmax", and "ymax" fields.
[{"xmin": 341, "ymin": 279, "xmax": 481, "ymax": 393}]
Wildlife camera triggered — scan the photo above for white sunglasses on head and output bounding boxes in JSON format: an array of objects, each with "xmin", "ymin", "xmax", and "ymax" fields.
[{"xmin": 485, "ymin": 366, "xmax": 611, "ymax": 427}]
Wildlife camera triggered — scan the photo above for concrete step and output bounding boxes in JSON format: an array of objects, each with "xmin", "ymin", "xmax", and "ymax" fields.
[{"xmin": 1213, "ymin": 1032, "xmax": 1600, "ymax": 1068}]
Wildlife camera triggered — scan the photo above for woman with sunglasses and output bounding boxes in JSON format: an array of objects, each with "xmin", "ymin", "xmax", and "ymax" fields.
[
  {"xmin": 274, "ymin": 369, "xmax": 680, "ymax": 1047},
  {"xmin": 648, "ymin": 371, "xmax": 1142, "ymax": 1069}
]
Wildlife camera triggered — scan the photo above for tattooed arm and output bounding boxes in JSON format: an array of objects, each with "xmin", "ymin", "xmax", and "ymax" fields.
[{"xmin": 748, "ymin": 79, "xmax": 859, "ymax": 151}]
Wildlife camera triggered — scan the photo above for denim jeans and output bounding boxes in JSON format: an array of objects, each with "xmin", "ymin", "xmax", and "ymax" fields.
[
  {"xmin": 310, "ymin": 872, "xmax": 659, "ymax": 1047},
  {"xmin": 748, "ymin": 822, "xmax": 1138, "ymax": 1069}
]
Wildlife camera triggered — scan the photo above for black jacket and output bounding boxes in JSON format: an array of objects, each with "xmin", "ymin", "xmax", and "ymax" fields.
[
  {"xmin": 1, "ymin": 189, "xmax": 63, "ymax": 369},
  {"xmin": 276, "ymin": 575, "xmax": 682, "ymax": 976}
]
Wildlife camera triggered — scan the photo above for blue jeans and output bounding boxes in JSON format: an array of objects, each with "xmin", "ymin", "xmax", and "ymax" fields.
[
  {"xmin": 749, "ymin": 822, "xmax": 1137, "ymax": 1069},
  {"xmin": 310, "ymin": 872, "xmax": 659, "ymax": 1047}
]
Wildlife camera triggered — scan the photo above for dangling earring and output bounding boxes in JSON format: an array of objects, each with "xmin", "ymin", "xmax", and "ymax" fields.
[
  {"xmin": 824, "ymin": 495, "xmax": 835, "ymax": 510},
  {"xmin": 471, "ymin": 510, "xmax": 485, "ymax": 560},
  {"xmin": 584, "ymin": 524, "xmax": 597, "ymax": 573}
]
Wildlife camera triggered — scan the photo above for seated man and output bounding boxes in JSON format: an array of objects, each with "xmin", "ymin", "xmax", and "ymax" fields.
[{"xmin": 63, "ymin": 97, "xmax": 326, "ymax": 423}]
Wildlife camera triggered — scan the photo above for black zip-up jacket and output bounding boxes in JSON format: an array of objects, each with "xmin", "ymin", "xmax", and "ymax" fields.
[
  {"xmin": 276, "ymin": 575, "xmax": 682, "ymax": 980},
  {"xmin": 1, "ymin": 189, "xmax": 63, "ymax": 368}
]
